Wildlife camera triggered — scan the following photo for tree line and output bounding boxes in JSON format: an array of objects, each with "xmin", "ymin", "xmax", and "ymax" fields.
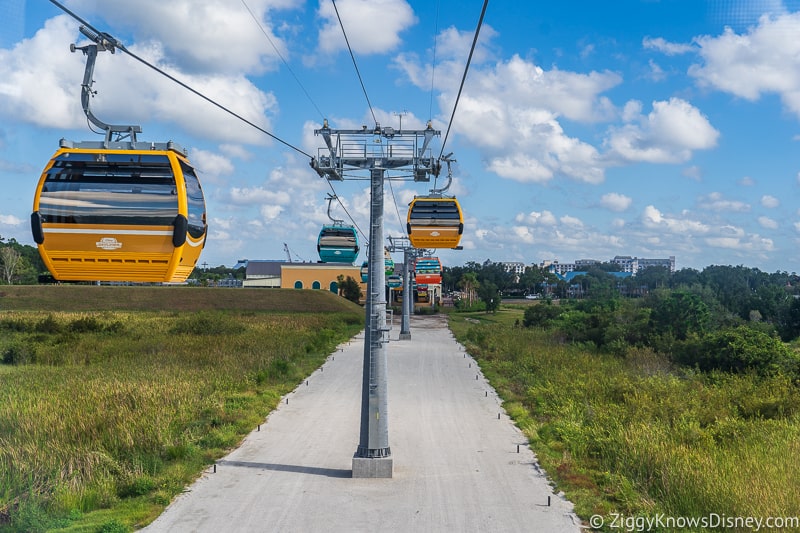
[
  {"xmin": 444, "ymin": 260, "xmax": 800, "ymax": 376},
  {"xmin": 445, "ymin": 261, "xmax": 799, "ymax": 332},
  {"xmin": 0, "ymin": 237, "xmax": 45, "ymax": 284}
]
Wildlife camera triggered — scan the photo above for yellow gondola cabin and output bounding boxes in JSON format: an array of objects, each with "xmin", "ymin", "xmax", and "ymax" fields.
[
  {"xmin": 31, "ymin": 141, "xmax": 207, "ymax": 283},
  {"xmin": 406, "ymin": 196, "xmax": 464, "ymax": 249}
]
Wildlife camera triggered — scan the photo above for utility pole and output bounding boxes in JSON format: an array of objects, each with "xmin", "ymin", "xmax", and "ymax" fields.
[
  {"xmin": 312, "ymin": 120, "xmax": 439, "ymax": 478},
  {"xmin": 393, "ymin": 110, "xmax": 408, "ymax": 133}
]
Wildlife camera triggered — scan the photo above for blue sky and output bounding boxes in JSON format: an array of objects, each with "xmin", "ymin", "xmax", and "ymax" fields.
[{"xmin": 2, "ymin": 0, "xmax": 800, "ymax": 273}]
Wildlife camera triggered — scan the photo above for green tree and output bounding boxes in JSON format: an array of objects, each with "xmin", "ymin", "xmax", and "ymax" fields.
[
  {"xmin": 442, "ymin": 265, "xmax": 466, "ymax": 293},
  {"xmin": 458, "ymin": 272, "xmax": 480, "ymax": 308},
  {"xmin": 636, "ymin": 265, "xmax": 670, "ymax": 290},
  {"xmin": 519, "ymin": 265, "xmax": 548, "ymax": 296},
  {"xmin": 338, "ymin": 275, "xmax": 362, "ymax": 304},
  {"xmin": 669, "ymin": 267, "xmax": 700, "ymax": 288},
  {"xmin": 572, "ymin": 268, "xmax": 618, "ymax": 300},
  {"xmin": 478, "ymin": 261, "xmax": 515, "ymax": 294},
  {"xmin": 0, "ymin": 239, "xmax": 45, "ymax": 284},
  {"xmin": 478, "ymin": 280, "xmax": 500, "ymax": 313},
  {"xmin": 778, "ymin": 297, "xmax": 800, "ymax": 341},
  {"xmin": 1, "ymin": 246, "xmax": 23, "ymax": 284},
  {"xmin": 647, "ymin": 289, "xmax": 710, "ymax": 341}
]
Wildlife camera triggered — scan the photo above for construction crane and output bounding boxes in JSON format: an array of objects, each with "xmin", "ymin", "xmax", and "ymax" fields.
[{"xmin": 283, "ymin": 243, "xmax": 304, "ymax": 263}]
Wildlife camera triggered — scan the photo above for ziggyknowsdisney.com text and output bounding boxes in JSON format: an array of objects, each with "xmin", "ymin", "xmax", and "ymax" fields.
[{"xmin": 589, "ymin": 512, "xmax": 800, "ymax": 531}]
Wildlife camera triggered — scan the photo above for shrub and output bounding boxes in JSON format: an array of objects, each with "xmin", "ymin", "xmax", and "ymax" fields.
[
  {"xmin": 35, "ymin": 314, "xmax": 63, "ymax": 334},
  {"xmin": 68, "ymin": 315, "xmax": 125, "ymax": 334},
  {"xmin": 675, "ymin": 326, "xmax": 798, "ymax": 376},
  {"xmin": 522, "ymin": 302, "xmax": 564, "ymax": 327},
  {"xmin": 2, "ymin": 341, "xmax": 36, "ymax": 365},
  {"xmin": 97, "ymin": 519, "xmax": 129, "ymax": 533},
  {"xmin": 117, "ymin": 475, "xmax": 156, "ymax": 498},
  {"xmin": 169, "ymin": 312, "xmax": 245, "ymax": 336}
]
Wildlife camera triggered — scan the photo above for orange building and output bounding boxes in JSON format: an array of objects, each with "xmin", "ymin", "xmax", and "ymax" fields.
[
  {"xmin": 241, "ymin": 260, "xmax": 365, "ymax": 296},
  {"xmin": 280, "ymin": 263, "xmax": 365, "ymax": 293}
]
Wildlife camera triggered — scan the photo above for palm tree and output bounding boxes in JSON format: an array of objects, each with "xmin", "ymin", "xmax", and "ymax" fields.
[{"xmin": 458, "ymin": 272, "xmax": 480, "ymax": 307}]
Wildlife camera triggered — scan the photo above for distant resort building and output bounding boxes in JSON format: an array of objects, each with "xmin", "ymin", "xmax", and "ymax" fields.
[
  {"xmin": 541, "ymin": 260, "xmax": 578, "ymax": 276},
  {"xmin": 541, "ymin": 255, "xmax": 676, "ymax": 277},
  {"xmin": 612, "ymin": 255, "xmax": 675, "ymax": 274},
  {"xmin": 500, "ymin": 261, "xmax": 526, "ymax": 283},
  {"xmin": 501, "ymin": 262, "xmax": 526, "ymax": 276}
]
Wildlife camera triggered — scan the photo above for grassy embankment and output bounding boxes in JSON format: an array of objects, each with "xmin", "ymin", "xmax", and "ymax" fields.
[
  {"xmin": 449, "ymin": 305, "xmax": 800, "ymax": 531},
  {"xmin": 0, "ymin": 286, "xmax": 363, "ymax": 533}
]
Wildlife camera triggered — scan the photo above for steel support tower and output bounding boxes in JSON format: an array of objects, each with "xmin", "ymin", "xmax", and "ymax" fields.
[
  {"xmin": 312, "ymin": 121, "xmax": 440, "ymax": 478},
  {"xmin": 387, "ymin": 236, "xmax": 421, "ymax": 340}
]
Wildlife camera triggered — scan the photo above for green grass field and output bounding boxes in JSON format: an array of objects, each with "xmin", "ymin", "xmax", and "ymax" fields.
[
  {"xmin": 0, "ymin": 286, "xmax": 363, "ymax": 532},
  {"xmin": 7, "ymin": 290, "xmax": 798, "ymax": 532},
  {"xmin": 448, "ymin": 308, "xmax": 800, "ymax": 531},
  {"xmin": 0, "ymin": 285, "xmax": 361, "ymax": 313}
]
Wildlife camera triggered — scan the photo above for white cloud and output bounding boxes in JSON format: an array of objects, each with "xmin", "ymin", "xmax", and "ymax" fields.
[
  {"xmin": 455, "ymin": 94, "xmax": 606, "ymax": 184},
  {"xmin": 229, "ymin": 186, "xmax": 291, "ymax": 206},
  {"xmin": 761, "ymin": 195, "xmax": 780, "ymax": 208},
  {"xmin": 560, "ymin": 215, "xmax": 584, "ymax": 227},
  {"xmin": 512, "ymin": 226, "xmax": 535, "ymax": 244},
  {"xmin": 705, "ymin": 234, "xmax": 774, "ymax": 252},
  {"xmin": 600, "ymin": 192, "xmax": 632, "ymax": 212},
  {"xmin": 0, "ymin": 214, "xmax": 22, "ymax": 226},
  {"xmin": 219, "ymin": 144, "xmax": 254, "ymax": 161},
  {"xmin": 682, "ymin": 165, "xmax": 703, "ymax": 181},
  {"xmin": 500, "ymin": 212, "xmax": 626, "ymax": 261},
  {"xmin": 0, "ymin": 14, "xmax": 279, "ymax": 144},
  {"xmin": 71, "ymin": 0, "xmax": 295, "ymax": 75},
  {"xmin": 191, "ymin": 149, "xmax": 236, "ymax": 180},
  {"xmin": 758, "ymin": 216, "xmax": 779, "ymax": 229},
  {"xmin": 259, "ymin": 204, "xmax": 284, "ymax": 221},
  {"xmin": 317, "ymin": 0, "xmax": 416, "ymax": 55},
  {"xmin": 397, "ymin": 49, "xmax": 617, "ymax": 184},
  {"xmin": 698, "ymin": 192, "xmax": 750, "ymax": 212},
  {"xmin": 643, "ymin": 36, "xmax": 695, "ymax": 55},
  {"xmin": 606, "ymin": 97, "xmax": 720, "ymax": 164},
  {"xmin": 689, "ymin": 12, "xmax": 800, "ymax": 119},
  {"xmin": 515, "ymin": 210, "xmax": 557, "ymax": 226},
  {"xmin": 486, "ymin": 153, "xmax": 554, "ymax": 183},
  {"xmin": 0, "ymin": 16, "xmax": 84, "ymax": 128},
  {"xmin": 642, "ymin": 205, "xmax": 710, "ymax": 234},
  {"xmin": 432, "ymin": 24, "xmax": 498, "ymax": 66}
]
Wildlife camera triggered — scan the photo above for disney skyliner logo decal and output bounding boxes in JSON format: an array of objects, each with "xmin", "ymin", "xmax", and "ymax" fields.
[{"xmin": 96, "ymin": 237, "xmax": 123, "ymax": 250}]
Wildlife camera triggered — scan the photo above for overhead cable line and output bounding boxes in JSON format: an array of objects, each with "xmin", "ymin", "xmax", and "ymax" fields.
[
  {"xmin": 386, "ymin": 173, "xmax": 407, "ymax": 238},
  {"xmin": 243, "ymin": 0, "xmax": 369, "ymax": 241},
  {"xmin": 439, "ymin": 0, "xmax": 489, "ymax": 159},
  {"xmin": 240, "ymin": 0, "xmax": 326, "ymax": 120},
  {"xmin": 428, "ymin": 0, "xmax": 441, "ymax": 121},
  {"xmin": 328, "ymin": 0, "xmax": 395, "ymax": 243},
  {"xmin": 331, "ymin": 0, "xmax": 378, "ymax": 126},
  {"xmin": 48, "ymin": 0, "xmax": 313, "ymax": 159},
  {"xmin": 325, "ymin": 179, "xmax": 368, "ymax": 246}
]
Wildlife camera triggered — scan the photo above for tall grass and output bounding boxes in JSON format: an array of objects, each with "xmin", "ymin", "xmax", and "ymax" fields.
[
  {"xmin": 0, "ymin": 309, "xmax": 362, "ymax": 532},
  {"xmin": 449, "ymin": 315, "xmax": 800, "ymax": 529}
]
